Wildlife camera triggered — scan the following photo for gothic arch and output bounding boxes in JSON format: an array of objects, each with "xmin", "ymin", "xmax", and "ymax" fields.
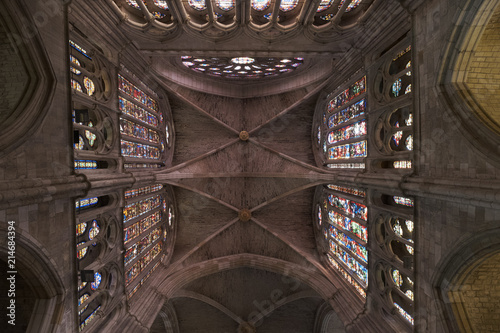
[
  {"xmin": 438, "ymin": 0, "xmax": 500, "ymax": 165},
  {"xmin": 0, "ymin": 225, "xmax": 65, "ymax": 333},
  {"xmin": 0, "ymin": 0, "xmax": 55, "ymax": 157},
  {"xmin": 433, "ymin": 227, "xmax": 500, "ymax": 333}
]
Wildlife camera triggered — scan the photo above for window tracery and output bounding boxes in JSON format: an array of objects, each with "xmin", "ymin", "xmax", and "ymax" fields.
[
  {"xmin": 118, "ymin": 73, "xmax": 171, "ymax": 169},
  {"xmin": 123, "ymin": 184, "xmax": 175, "ymax": 300},
  {"xmin": 180, "ymin": 56, "xmax": 304, "ymax": 79},
  {"xmin": 315, "ymin": 76, "xmax": 367, "ymax": 169},
  {"xmin": 75, "ymin": 194, "xmax": 121, "ymax": 331},
  {"xmin": 315, "ymin": 184, "xmax": 369, "ymax": 299},
  {"xmin": 372, "ymin": 42, "xmax": 414, "ymax": 170}
]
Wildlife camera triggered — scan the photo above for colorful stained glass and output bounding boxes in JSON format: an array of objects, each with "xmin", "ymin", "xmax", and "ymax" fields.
[
  {"xmin": 392, "ymin": 269, "xmax": 403, "ymax": 286},
  {"xmin": 120, "ymin": 118, "xmax": 160, "ymax": 143},
  {"xmin": 405, "ymin": 135, "xmax": 413, "ymax": 150},
  {"xmin": 318, "ymin": 206, "xmax": 322, "ymax": 226},
  {"xmin": 74, "ymin": 135, "xmax": 84, "ymax": 150},
  {"xmin": 78, "ymin": 282, "xmax": 87, "ymax": 291},
  {"xmin": 392, "ymin": 78, "xmax": 402, "ymax": 97},
  {"xmin": 406, "ymin": 244, "xmax": 414, "ymax": 255},
  {"xmin": 121, "ymin": 140, "xmax": 160, "ymax": 160},
  {"xmin": 320, "ymin": 13, "xmax": 334, "ymax": 21},
  {"xmin": 339, "ymin": 0, "xmax": 362, "ymax": 12},
  {"xmin": 70, "ymin": 66, "xmax": 81, "ymax": 75},
  {"xmin": 393, "ymin": 220, "xmax": 403, "ymax": 237},
  {"xmin": 327, "ymin": 185, "xmax": 366, "ymax": 197},
  {"xmin": 70, "ymin": 40, "xmax": 91, "ymax": 59},
  {"xmin": 90, "ymin": 272, "xmax": 101, "ymax": 291},
  {"xmin": 153, "ymin": 0, "xmax": 168, "ymax": 9},
  {"xmin": 152, "ymin": 11, "xmax": 166, "ymax": 19},
  {"xmin": 329, "ymin": 226, "xmax": 368, "ymax": 262},
  {"xmin": 405, "ymin": 84, "xmax": 412, "ymax": 94},
  {"xmin": 216, "ymin": 0, "xmax": 234, "ymax": 10},
  {"xmin": 406, "ymin": 220, "xmax": 414, "ymax": 233},
  {"xmin": 393, "ymin": 196, "xmax": 414, "ymax": 207},
  {"xmin": 188, "ymin": 0, "xmax": 206, "ymax": 10},
  {"xmin": 328, "ymin": 195, "xmax": 368, "ymax": 221},
  {"xmin": 394, "ymin": 303, "xmax": 414, "ymax": 325},
  {"xmin": 79, "ymin": 305, "xmax": 101, "ymax": 331},
  {"xmin": 405, "ymin": 114, "xmax": 413, "ymax": 126},
  {"xmin": 118, "ymin": 75, "xmax": 158, "ymax": 112},
  {"xmin": 327, "ymin": 254, "xmax": 366, "ymax": 298},
  {"xmin": 77, "ymin": 242, "xmax": 88, "ymax": 259},
  {"xmin": 317, "ymin": 125, "xmax": 321, "ymax": 145},
  {"xmin": 119, "ymin": 97, "xmax": 159, "ymax": 127},
  {"xmin": 75, "ymin": 197, "xmax": 98, "ymax": 209},
  {"xmin": 85, "ymin": 130, "xmax": 96, "ymax": 147},
  {"xmin": 78, "ymin": 293, "xmax": 89, "ymax": 315},
  {"xmin": 83, "ymin": 77, "xmax": 95, "ymax": 96},
  {"xmin": 77, "ymin": 222, "xmax": 87, "ymax": 236},
  {"xmin": 393, "ymin": 160, "xmax": 412, "ymax": 169},
  {"xmin": 252, "ymin": 0, "xmax": 270, "ymax": 10},
  {"xmin": 88, "ymin": 220, "xmax": 99, "ymax": 241},
  {"xmin": 328, "ymin": 210, "xmax": 367, "ymax": 242},
  {"xmin": 125, "ymin": 184, "xmax": 163, "ymax": 200},
  {"xmin": 327, "ymin": 140, "xmax": 367, "ymax": 160},
  {"xmin": 392, "ymin": 131, "xmax": 403, "ymax": 146},
  {"xmin": 123, "ymin": 195, "xmax": 162, "ymax": 222},
  {"xmin": 280, "ymin": 0, "xmax": 298, "ymax": 11},
  {"xmin": 393, "ymin": 45, "xmax": 411, "ymax": 61},
  {"xmin": 406, "ymin": 61, "xmax": 412, "ymax": 76},
  {"xmin": 327, "ymin": 119, "xmax": 367, "ymax": 144},
  {"xmin": 329, "ymin": 240, "xmax": 368, "ymax": 284},
  {"xmin": 327, "ymin": 77, "xmax": 366, "ymax": 113},
  {"xmin": 405, "ymin": 289, "xmax": 414, "ymax": 301},
  {"xmin": 71, "ymin": 79, "xmax": 83, "ymax": 92},
  {"xmin": 317, "ymin": 0, "xmax": 333, "ymax": 12},
  {"xmin": 168, "ymin": 207, "xmax": 173, "ymax": 226},
  {"xmin": 126, "ymin": 0, "xmax": 140, "ymax": 9},
  {"xmin": 74, "ymin": 160, "xmax": 98, "ymax": 169},
  {"xmin": 328, "ymin": 99, "xmax": 366, "ymax": 128}
]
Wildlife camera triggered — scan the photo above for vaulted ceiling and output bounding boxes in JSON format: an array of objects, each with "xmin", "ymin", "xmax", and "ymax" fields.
[{"xmin": 72, "ymin": 0, "xmax": 413, "ymax": 330}]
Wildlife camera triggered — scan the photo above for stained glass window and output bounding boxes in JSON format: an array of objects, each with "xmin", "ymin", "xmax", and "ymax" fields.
[
  {"xmin": 327, "ymin": 120, "xmax": 367, "ymax": 144},
  {"xmin": 405, "ymin": 135, "xmax": 413, "ymax": 150},
  {"xmin": 70, "ymin": 40, "xmax": 91, "ymax": 59},
  {"xmin": 327, "ymin": 77, "xmax": 365, "ymax": 113},
  {"xmin": 252, "ymin": 0, "xmax": 270, "ymax": 11},
  {"xmin": 79, "ymin": 305, "xmax": 101, "ymax": 331},
  {"xmin": 120, "ymin": 118, "xmax": 160, "ymax": 143},
  {"xmin": 88, "ymin": 220, "xmax": 100, "ymax": 242},
  {"xmin": 75, "ymin": 160, "xmax": 98, "ymax": 169},
  {"xmin": 182, "ymin": 56, "xmax": 303, "ymax": 79},
  {"xmin": 327, "ymin": 140, "xmax": 367, "ymax": 160},
  {"xmin": 123, "ymin": 195, "xmax": 162, "ymax": 222},
  {"xmin": 77, "ymin": 242, "xmax": 88, "ymax": 259},
  {"xmin": 323, "ymin": 186, "xmax": 368, "ymax": 297},
  {"xmin": 216, "ymin": 0, "xmax": 234, "ymax": 10},
  {"xmin": 90, "ymin": 272, "xmax": 101, "ymax": 291},
  {"xmin": 317, "ymin": 0, "xmax": 333, "ymax": 12},
  {"xmin": 393, "ymin": 196, "xmax": 414, "ymax": 207},
  {"xmin": 327, "ymin": 184, "xmax": 366, "ymax": 197},
  {"xmin": 280, "ymin": 0, "xmax": 298, "ymax": 12},
  {"xmin": 119, "ymin": 97, "xmax": 159, "ymax": 127},
  {"xmin": 125, "ymin": 184, "xmax": 163, "ymax": 199},
  {"xmin": 339, "ymin": 0, "xmax": 362, "ymax": 12},
  {"xmin": 72, "ymin": 79, "xmax": 83, "ymax": 92},
  {"xmin": 188, "ymin": 0, "xmax": 206, "ymax": 10},
  {"xmin": 118, "ymin": 75, "xmax": 158, "ymax": 112},
  {"xmin": 126, "ymin": 0, "xmax": 140, "ymax": 9},
  {"xmin": 328, "ymin": 99, "xmax": 365, "ymax": 128},
  {"xmin": 121, "ymin": 140, "xmax": 160, "ymax": 160},
  {"xmin": 75, "ymin": 197, "xmax": 99, "ymax": 210},
  {"xmin": 153, "ymin": 0, "xmax": 168, "ymax": 9},
  {"xmin": 77, "ymin": 222, "xmax": 87, "ymax": 236}
]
